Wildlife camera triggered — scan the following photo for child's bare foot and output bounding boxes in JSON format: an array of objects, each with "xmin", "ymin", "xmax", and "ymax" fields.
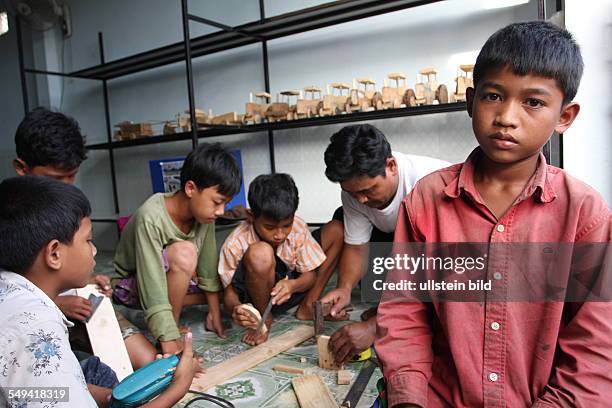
[
  {"xmin": 241, "ymin": 328, "xmax": 269, "ymax": 346},
  {"xmin": 205, "ymin": 312, "xmax": 226, "ymax": 338}
]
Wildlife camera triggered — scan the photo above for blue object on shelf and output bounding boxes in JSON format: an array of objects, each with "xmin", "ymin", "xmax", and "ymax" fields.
[{"xmin": 149, "ymin": 150, "xmax": 246, "ymax": 210}]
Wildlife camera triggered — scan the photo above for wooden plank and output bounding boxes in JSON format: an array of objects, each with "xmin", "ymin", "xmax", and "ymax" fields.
[
  {"xmin": 75, "ymin": 284, "xmax": 133, "ymax": 381},
  {"xmin": 189, "ymin": 325, "xmax": 314, "ymax": 392},
  {"xmin": 273, "ymin": 364, "xmax": 306, "ymax": 375},
  {"xmin": 292, "ymin": 374, "xmax": 337, "ymax": 408},
  {"xmin": 318, "ymin": 335, "xmax": 343, "ymax": 370}
]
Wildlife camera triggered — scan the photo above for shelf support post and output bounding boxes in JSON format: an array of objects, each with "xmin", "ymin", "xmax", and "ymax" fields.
[
  {"xmin": 98, "ymin": 32, "xmax": 120, "ymax": 215},
  {"xmin": 259, "ymin": 0, "xmax": 276, "ymax": 173},
  {"xmin": 181, "ymin": 0, "xmax": 198, "ymax": 149}
]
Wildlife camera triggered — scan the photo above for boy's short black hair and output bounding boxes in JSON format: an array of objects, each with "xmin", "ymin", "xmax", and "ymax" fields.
[
  {"xmin": 0, "ymin": 176, "xmax": 91, "ymax": 275},
  {"xmin": 248, "ymin": 173, "xmax": 299, "ymax": 221},
  {"xmin": 15, "ymin": 107, "xmax": 87, "ymax": 170},
  {"xmin": 473, "ymin": 21, "xmax": 583, "ymax": 105},
  {"xmin": 324, "ymin": 124, "xmax": 392, "ymax": 183},
  {"xmin": 180, "ymin": 143, "xmax": 241, "ymax": 197}
]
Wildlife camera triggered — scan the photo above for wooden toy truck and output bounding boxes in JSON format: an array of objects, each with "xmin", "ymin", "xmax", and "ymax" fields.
[
  {"xmin": 320, "ymin": 83, "xmax": 351, "ymax": 116},
  {"xmin": 296, "ymin": 86, "xmax": 323, "ymax": 118},
  {"xmin": 114, "ymin": 121, "xmax": 154, "ymax": 141},
  {"xmin": 415, "ymin": 68, "xmax": 449, "ymax": 105},
  {"xmin": 454, "ymin": 64, "xmax": 474, "ymax": 102},
  {"xmin": 244, "ymin": 92, "xmax": 271, "ymax": 124},
  {"xmin": 346, "ymin": 78, "xmax": 380, "ymax": 112}
]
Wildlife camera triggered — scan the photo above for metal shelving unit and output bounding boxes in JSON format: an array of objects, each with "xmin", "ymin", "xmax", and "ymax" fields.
[{"xmin": 15, "ymin": 0, "xmax": 552, "ymax": 224}]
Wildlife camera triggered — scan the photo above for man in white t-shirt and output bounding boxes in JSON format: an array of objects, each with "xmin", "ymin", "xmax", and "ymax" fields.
[{"xmin": 320, "ymin": 124, "xmax": 450, "ymax": 365}]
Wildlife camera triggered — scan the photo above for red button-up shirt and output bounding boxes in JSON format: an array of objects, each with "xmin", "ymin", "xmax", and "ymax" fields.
[{"xmin": 375, "ymin": 148, "xmax": 611, "ymax": 408}]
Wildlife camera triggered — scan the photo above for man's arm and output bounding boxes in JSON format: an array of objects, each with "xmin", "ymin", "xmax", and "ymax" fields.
[{"xmin": 320, "ymin": 243, "xmax": 369, "ymax": 316}]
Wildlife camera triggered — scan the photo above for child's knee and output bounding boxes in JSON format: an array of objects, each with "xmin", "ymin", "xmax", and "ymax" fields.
[
  {"xmin": 243, "ymin": 241, "xmax": 275, "ymax": 275},
  {"xmin": 166, "ymin": 241, "xmax": 198, "ymax": 277}
]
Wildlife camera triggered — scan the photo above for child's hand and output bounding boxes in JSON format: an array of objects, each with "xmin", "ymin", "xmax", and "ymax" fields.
[
  {"xmin": 56, "ymin": 295, "xmax": 92, "ymax": 321},
  {"xmin": 232, "ymin": 304, "xmax": 260, "ymax": 328},
  {"xmin": 205, "ymin": 310, "xmax": 226, "ymax": 339},
  {"xmin": 271, "ymin": 277, "xmax": 293, "ymax": 306},
  {"xmin": 90, "ymin": 274, "xmax": 112, "ymax": 296},
  {"xmin": 172, "ymin": 332, "xmax": 204, "ymax": 386}
]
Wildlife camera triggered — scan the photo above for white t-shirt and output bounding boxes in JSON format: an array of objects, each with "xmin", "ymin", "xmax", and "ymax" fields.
[
  {"xmin": 0, "ymin": 271, "xmax": 97, "ymax": 408},
  {"xmin": 342, "ymin": 151, "xmax": 450, "ymax": 245}
]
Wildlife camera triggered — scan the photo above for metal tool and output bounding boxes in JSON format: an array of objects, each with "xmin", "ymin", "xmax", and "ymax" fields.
[
  {"xmin": 340, "ymin": 357, "xmax": 379, "ymax": 408},
  {"xmin": 255, "ymin": 297, "xmax": 274, "ymax": 335},
  {"xmin": 313, "ymin": 300, "xmax": 353, "ymax": 336},
  {"xmin": 84, "ymin": 293, "xmax": 104, "ymax": 323}
]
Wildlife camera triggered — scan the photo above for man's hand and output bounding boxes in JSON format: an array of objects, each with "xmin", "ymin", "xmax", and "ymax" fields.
[
  {"xmin": 320, "ymin": 287, "xmax": 351, "ymax": 318},
  {"xmin": 329, "ymin": 320, "xmax": 376, "ymax": 365},
  {"xmin": 56, "ymin": 295, "xmax": 92, "ymax": 321},
  {"xmin": 90, "ymin": 274, "xmax": 112, "ymax": 296},
  {"xmin": 232, "ymin": 304, "xmax": 260, "ymax": 328},
  {"xmin": 172, "ymin": 332, "xmax": 204, "ymax": 383},
  {"xmin": 160, "ymin": 338, "xmax": 184, "ymax": 355},
  {"xmin": 271, "ymin": 277, "xmax": 294, "ymax": 305}
]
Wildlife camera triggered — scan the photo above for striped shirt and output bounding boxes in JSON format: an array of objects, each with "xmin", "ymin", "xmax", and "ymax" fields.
[{"xmin": 218, "ymin": 216, "xmax": 326, "ymax": 287}]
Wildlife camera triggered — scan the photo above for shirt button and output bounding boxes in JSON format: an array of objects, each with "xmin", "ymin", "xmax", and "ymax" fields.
[
  {"xmin": 491, "ymin": 322, "xmax": 500, "ymax": 331},
  {"xmin": 496, "ymin": 224, "xmax": 505, "ymax": 233},
  {"xmin": 493, "ymin": 272, "xmax": 502, "ymax": 280},
  {"xmin": 489, "ymin": 372, "xmax": 498, "ymax": 382}
]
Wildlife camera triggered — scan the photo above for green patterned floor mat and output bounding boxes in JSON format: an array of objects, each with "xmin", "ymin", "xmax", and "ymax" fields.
[{"xmin": 95, "ymin": 251, "xmax": 381, "ymax": 408}]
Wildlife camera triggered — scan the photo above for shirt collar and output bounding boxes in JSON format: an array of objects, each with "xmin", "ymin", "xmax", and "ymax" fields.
[
  {"xmin": 444, "ymin": 147, "xmax": 556, "ymax": 204},
  {"xmin": 0, "ymin": 271, "xmax": 74, "ymax": 327}
]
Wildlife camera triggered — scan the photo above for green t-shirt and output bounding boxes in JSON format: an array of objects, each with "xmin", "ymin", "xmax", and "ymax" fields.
[{"xmin": 113, "ymin": 192, "xmax": 220, "ymax": 341}]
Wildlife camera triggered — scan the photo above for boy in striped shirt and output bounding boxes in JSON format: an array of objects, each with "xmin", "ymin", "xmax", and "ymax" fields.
[{"xmin": 219, "ymin": 173, "xmax": 326, "ymax": 345}]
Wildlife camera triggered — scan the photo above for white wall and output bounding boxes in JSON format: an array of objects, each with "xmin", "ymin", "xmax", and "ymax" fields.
[
  {"xmin": 3, "ymin": 0, "xmax": 549, "ymax": 249},
  {"xmin": 564, "ymin": 0, "xmax": 612, "ymax": 205}
]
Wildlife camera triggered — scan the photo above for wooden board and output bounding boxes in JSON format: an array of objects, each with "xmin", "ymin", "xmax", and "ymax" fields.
[
  {"xmin": 273, "ymin": 364, "xmax": 306, "ymax": 375},
  {"xmin": 317, "ymin": 335, "xmax": 343, "ymax": 370},
  {"xmin": 75, "ymin": 284, "xmax": 133, "ymax": 381},
  {"xmin": 188, "ymin": 325, "xmax": 314, "ymax": 392},
  {"xmin": 292, "ymin": 375, "xmax": 337, "ymax": 408}
]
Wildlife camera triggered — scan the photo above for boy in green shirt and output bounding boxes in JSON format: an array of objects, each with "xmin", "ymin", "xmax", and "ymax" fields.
[{"xmin": 114, "ymin": 143, "xmax": 241, "ymax": 355}]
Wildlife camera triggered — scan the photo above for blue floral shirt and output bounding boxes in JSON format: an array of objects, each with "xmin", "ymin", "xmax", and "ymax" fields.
[{"xmin": 0, "ymin": 271, "xmax": 97, "ymax": 407}]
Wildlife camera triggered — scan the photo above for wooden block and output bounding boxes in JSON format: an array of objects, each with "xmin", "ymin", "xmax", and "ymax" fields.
[
  {"xmin": 75, "ymin": 285, "xmax": 133, "ymax": 381},
  {"xmin": 300, "ymin": 357, "xmax": 307, "ymax": 363},
  {"xmin": 291, "ymin": 375, "xmax": 337, "ymax": 408},
  {"xmin": 273, "ymin": 364, "xmax": 306, "ymax": 375},
  {"xmin": 187, "ymin": 325, "xmax": 314, "ymax": 393},
  {"xmin": 317, "ymin": 335, "xmax": 343, "ymax": 370},
  {"xmin": 238, "ymin": 304, "xmax": 267, "ymax": 334},
  {"xmin": 337, "ymin": 369, "xmax": 352, "ymax": 385}
]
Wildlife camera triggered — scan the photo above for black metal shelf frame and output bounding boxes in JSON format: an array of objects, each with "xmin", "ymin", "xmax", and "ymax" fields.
[{"xmin": 16, "ymin": 0, "xmax": 551, "ymax": 222}]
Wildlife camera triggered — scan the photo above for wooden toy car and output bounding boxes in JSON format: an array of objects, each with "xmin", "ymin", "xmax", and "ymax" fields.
[
  {"xmin": 382, "ymin": 72, "xmax": 409, "ymax": 109},
  {"xmin": 211, "ymin": 111, "xmax": 244, "ymax": 125}
]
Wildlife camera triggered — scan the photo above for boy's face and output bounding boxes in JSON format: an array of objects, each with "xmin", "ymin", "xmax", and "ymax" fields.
[
  {"xmin": 466, "ymin": 65, "xmax": 579, "ymax": 165},
  {"xmin": 186, "ymin": 183, "xmax": 231, "ymax": 224},
  {"xmin": 251, "ymin": 214, "xmax": 294, "ymax": 248},
  {"xmin": 13, "ymin": 158, "xmax": 79, "ymax": 184},
  {"xmin": 340, "ymin": 157, "xmax": 399, "ymax": 209},
  {"xmin": 58, "ymin": 217, "xmax": 97, "ymax": 289}
]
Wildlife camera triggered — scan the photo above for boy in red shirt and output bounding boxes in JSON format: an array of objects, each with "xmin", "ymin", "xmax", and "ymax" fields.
[{"xmin": 375, "ymin": 22, "xmax": 611, "ymax": 407}]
